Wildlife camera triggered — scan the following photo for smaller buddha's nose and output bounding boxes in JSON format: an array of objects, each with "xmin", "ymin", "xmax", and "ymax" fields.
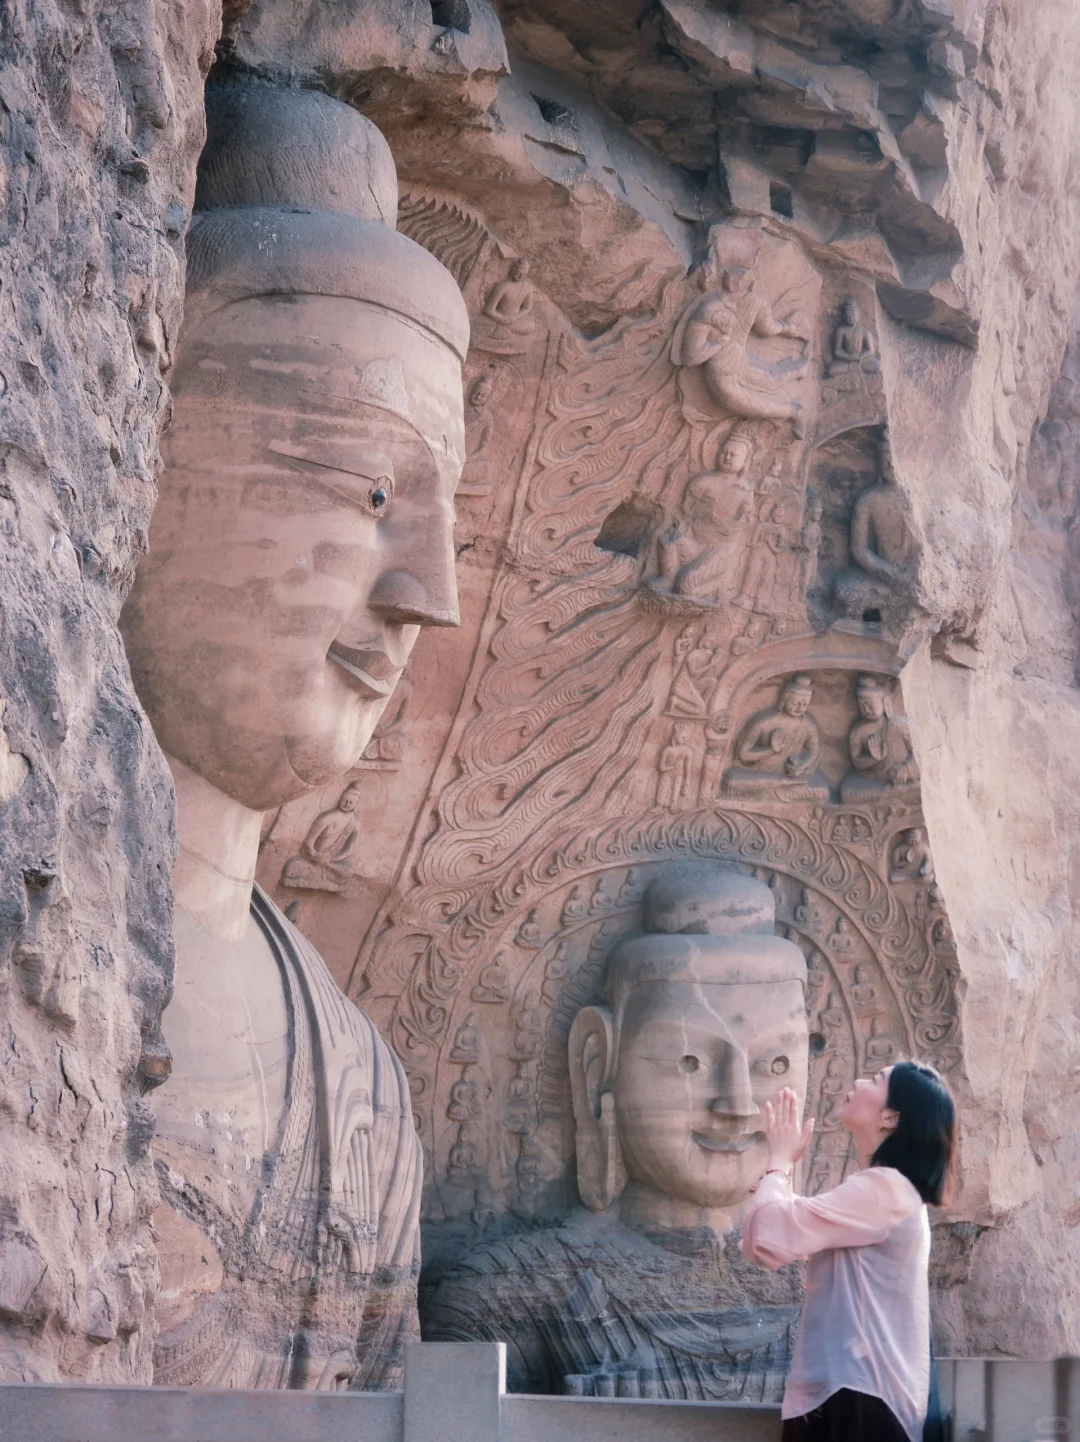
[{"xmin": 709, "ymin": 1051, "xmax": 761, "ymax": 1120}]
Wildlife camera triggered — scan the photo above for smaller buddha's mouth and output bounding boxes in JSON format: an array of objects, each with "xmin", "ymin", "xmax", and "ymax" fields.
[
  {"xmin": 692, "ymin": 1130, "xmax": 765, "ymax": 1155},
  {"xmin": 327, "ymin": 641, "xmax": 399, "ymax": 699}
]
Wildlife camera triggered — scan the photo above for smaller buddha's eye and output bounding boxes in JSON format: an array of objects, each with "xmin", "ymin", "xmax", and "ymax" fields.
[
  {"xmin": 369, "ymin": 479, "xmax": 392, "ymax": 514},
  {"xmin": 678, "ymin": 1055, "xmax": 701, "ymax": 1075},
  {"xmin": 771, "ymin": 1055, "xmax": 790, "ymax": 1075}
]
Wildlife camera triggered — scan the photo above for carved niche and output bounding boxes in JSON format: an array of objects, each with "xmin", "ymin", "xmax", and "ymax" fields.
[
  {"xmin": 255, "ymin": 205, "xmax": 961, "ymax": 1397},
  {"xmin": 425, "ymin": 865, "xmax": 809, "ymax": 1399}
]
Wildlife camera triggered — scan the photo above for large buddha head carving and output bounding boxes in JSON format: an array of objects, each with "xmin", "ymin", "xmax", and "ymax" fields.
[
  {"xmin": 569, "ymin": 865, "xmax": 808, "ymax": 1218},
  {"xmin": 120, "ymin": 84, "xmax": 468, "ymax": 812}
]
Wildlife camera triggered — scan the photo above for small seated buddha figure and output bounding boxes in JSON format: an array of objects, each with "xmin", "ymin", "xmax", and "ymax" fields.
[
  {"xmin": 722, "ymin": 674, "xmax": 830, "ymax": 801},
  {"xmin": 839, "ymin": 675, "xmax": 920, "ymax": 804}
]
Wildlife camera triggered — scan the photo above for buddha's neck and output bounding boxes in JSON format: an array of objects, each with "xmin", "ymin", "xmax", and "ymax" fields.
[
  {"xmin": 168, "ymin": 754, "xmax": 263, "ymax": 941},
  {"xmin": 620, "ymin": 1180, "xmax": 737, "ymax": 1236}
]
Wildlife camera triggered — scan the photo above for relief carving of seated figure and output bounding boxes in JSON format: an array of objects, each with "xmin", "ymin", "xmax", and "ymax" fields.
[
  {"xmin": 722, "ymin": 674, "xmax": 830, "ymax": 801},
  {"xmin": 839, "ymin": 676, "xmax": 920, "ymax": 804},
  {"xmin": 424, "ymin": 865, "xmax": 809, "ymax": 1402},
  {"xmin": 471, "ymin": 951, "xmax": 512, "ymax": 1003},
  {"xmin": 826, "ymin": 297, "xmax": 880, "ymax": 377},
  {"xmin": 670, "ymin": 267, "xmax": 809, "ymax": 437},
  {"xmin": 833, "ymin": 429, "xmax": 915, "ymax": 629},
  {"xmin": 118, "ymin": 83, "xmax": 468, "ymax": 1391},
  {"xmin": 282, "ymin": 780, "xmax": 364, "ymax": 892},
  {"xmin": 483, "ymin": 257, "xmax": 536, "ymax": 334}
]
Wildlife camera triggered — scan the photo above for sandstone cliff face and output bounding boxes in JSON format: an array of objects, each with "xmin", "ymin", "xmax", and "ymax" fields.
[
  {"xmin": 240, "ymin": 0, "xmax": 1080, "ymax": 1360},
  {"xmin": 893, "ymin": 0, "xmax": 1080, "ymax": 1353},
  {"xmin": 5, "ymin": 0, "xmax": 1080, "ymax": 1385},
  {"xmin": 0, "ymin": 0, "xmax": 217, "ymax": 1380}
]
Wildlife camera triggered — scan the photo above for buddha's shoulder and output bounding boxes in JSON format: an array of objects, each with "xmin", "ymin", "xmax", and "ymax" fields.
[{"xmin": 251, "ymin": 886, "xmax": 394, "ymax": 1060}]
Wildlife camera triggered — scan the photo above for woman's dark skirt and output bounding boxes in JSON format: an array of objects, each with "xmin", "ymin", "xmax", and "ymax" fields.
[{"xmin": 781, "ymin": 1387, "xmax": 910, "ymax": 1442}]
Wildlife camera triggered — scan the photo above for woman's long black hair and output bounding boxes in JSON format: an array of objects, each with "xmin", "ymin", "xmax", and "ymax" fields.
[{"xmin": 872, "ymin": 1060, "xmax": 956, "ymax": 1205}]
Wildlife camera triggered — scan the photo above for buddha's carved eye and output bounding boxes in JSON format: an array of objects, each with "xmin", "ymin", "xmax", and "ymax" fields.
[
  {"xmin": 367, "ymin": 477, "xmax": 394, "ymax": 516},
  {"xmin": 771, "ymin": 1055, "xmax": 790, "ymax": 1075},
  {"xmin": 678, "ymin": 1055, "xmax": 701, "ymax": 1075}
]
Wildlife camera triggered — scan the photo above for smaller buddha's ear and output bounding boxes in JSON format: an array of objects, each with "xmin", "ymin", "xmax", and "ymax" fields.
[{"xmin": 568, "ymin": 1006, "xmax": 626, "ymax": 1211}]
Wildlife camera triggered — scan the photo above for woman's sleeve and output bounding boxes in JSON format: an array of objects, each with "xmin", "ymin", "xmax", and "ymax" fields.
[{"xmin": 740, "ymin": 1167, "xmax": 918, "ymax": 1270}]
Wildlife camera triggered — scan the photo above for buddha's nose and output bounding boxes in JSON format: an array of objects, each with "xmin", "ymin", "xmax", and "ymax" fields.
[
  {"xmin": 368, "ymin": 568, "xmax": 459, "ymax": 628},
  {"xmin": 709, "ymin": 1052, "xmax": 760, "ymax": 1121}
]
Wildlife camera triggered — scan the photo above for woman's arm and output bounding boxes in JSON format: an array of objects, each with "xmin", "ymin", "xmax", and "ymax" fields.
[{"xmin": 740, "ymin": 1166, "xmax": 919, "ymax": 1270}]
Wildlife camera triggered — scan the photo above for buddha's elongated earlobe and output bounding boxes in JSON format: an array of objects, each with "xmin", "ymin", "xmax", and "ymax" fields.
[{"xmin": 568, "ymin": 1005, "xmax": 626, "ymax": 1211}]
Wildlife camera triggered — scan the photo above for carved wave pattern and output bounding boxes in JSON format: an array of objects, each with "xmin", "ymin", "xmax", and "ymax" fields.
[
  {"xmin": 396, "ymin": 190, "xmax": 492, "ymax": 290},
  {"xmin": 413, "ymin": 284, "xmax": 688, "ymax": 889},
  {"xmin": 351, "ymin": 263, "xmax": 959, "ymax": 1188}
]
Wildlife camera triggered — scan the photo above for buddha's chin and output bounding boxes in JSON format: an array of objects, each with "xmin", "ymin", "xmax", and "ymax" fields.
[
  {"xmin": 182, "ymin": 726, "xmax": 383, "ymax": 813},
  {"xmin": 690, "ymin": 1149, "xmax": 766, "ymax": 1210}
]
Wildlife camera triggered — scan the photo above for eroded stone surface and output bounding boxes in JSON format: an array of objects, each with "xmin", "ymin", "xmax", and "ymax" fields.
[
  {"xmin": 9, "ymin": 0, "xmax": 1080, "ymax": 1390},
  {"xmin": 0, "ymin": 0, "xmax": 218, "ymax": 1383}
]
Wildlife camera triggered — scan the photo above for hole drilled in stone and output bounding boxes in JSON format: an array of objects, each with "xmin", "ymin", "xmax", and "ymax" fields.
[
  {"xmin": 862, "ymin": 607, "xmax": 882, "ymax": 623},
  {"xmin": 532, "ymin": 93, "xmax": 574, "ymax": 128},
  {"xmin": 808, "ymin": 1032, "xmax": 827, "ymax": 1056},
  {"xmin": 770, "ymin": 183, "xmax": 794, "ymax": 219},
  {"xmin": 430, "ymin": 0, "xmax": 471, "ymax": 32}
]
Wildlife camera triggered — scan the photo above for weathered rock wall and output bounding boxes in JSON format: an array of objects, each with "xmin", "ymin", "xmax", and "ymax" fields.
[
  {"xmin": 5, "ymin": 0, "xmax": 1080, "ymax": 1385},
  {"xmin": 0, "ymin": 0, "xmax": 217, "ymax": 1380},
  {"xmin": 888, "ymin": 0, "xmax": 1080, "ymax": 1353}
]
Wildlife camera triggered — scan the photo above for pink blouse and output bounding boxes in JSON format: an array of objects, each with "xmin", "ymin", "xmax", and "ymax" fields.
[{"xmin": 740, "ymin": 1165, "xmax": 930, "ymax": 1442}]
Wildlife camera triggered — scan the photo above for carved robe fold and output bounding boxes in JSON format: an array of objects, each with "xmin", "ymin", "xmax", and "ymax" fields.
[
  {"xmin": 424, "ymin": 1215, "xmax": 801, "ymax": 1401},
  {"xmin": 153, "ymin": 887, "xmax": 421, "ymax": 1390}
]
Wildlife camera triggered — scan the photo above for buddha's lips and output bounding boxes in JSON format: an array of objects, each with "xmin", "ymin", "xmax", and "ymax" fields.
[
  {"xmin": 692, "ymin": 1130, "xmax": 764, "ymax": 1154},
  {"xmin": 327, "ymin": 641, "xmax": 399, "ymax": 698}
]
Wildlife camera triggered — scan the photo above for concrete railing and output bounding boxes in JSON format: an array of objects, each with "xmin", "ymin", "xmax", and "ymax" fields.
[{"xmin": 0, "ymin": 1344, "xmax": 1077, "ymax": 1442}]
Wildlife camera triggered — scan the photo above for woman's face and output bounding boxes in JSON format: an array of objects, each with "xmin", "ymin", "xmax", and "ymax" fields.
[{"xmin": 837, "ymin": 1067, "xmax": 894, "ymax": 1135}]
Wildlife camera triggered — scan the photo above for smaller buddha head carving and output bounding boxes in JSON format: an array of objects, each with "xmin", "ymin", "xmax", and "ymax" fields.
[
  {"xmin": 569, "ymin": 864, "xmax": 808, "ymax": 1216},
  {"xmin": 719, "ymin": 422, "xmax": 755, "ymax": 475},
  {"xmin": 470, "ymin": 374, "xmax": 495, "ymax": 409},
  {"xmin": 510, "ymin": 256, "xmax": 530, "ymax": 282},
  {"xmin": 780, "ymin": 674, "xmax": 813, "ymax": 718},
  {"xmin": 855, "ymin": 674, "xmax": 888, "ymax": 721},
  {"xmin": 719, "ymin": 265, "xmax": 753, "ymax": 298}
]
